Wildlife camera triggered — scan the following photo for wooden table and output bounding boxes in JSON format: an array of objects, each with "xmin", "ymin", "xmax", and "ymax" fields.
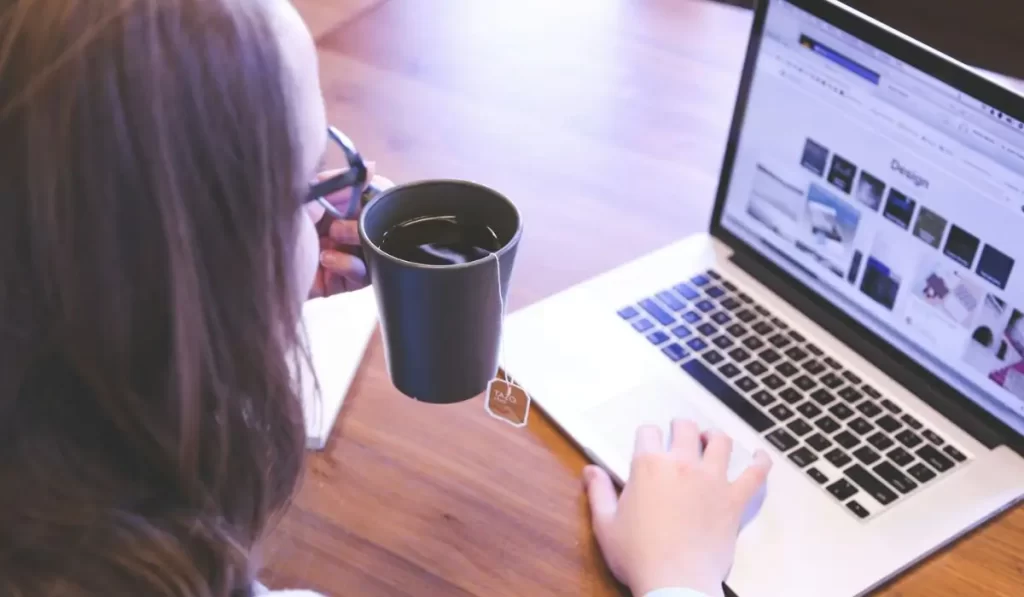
[{"xmin": 263, "ymin": 1, "xmax": 1024, "ymax": 595}]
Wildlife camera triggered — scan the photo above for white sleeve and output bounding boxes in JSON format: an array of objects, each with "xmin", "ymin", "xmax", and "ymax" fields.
[{"xmin": 643, "ymin": 589, "xmax": 713, "ymax": 597}]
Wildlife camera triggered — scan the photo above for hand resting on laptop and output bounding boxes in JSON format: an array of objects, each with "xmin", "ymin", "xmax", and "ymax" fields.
[{"xmin": 584, "ymin": 419, "xmax": 772, "ymax": 597}]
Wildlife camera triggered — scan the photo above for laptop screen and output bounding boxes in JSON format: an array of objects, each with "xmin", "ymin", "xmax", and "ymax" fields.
[{"xmin": 718, "ymin": 0, "xmax": 1024, "ymax": 434}]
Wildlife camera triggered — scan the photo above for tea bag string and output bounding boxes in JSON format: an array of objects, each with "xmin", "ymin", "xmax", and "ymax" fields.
[{"xmin": 492, "ymin": 250, "xmax": 509, "ymax": 385}]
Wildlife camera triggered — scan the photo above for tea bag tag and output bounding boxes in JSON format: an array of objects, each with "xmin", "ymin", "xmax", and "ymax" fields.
[
  {"xmin": 484, "ymin": 251, "xmax": 531, "ymax": 428},
  {"xmin": 486, "ymin": 378, "xmax": 531, "ymax": 428}
]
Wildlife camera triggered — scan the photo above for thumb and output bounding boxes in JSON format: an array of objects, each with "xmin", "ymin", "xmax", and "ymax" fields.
[{"xmin": 583, "ymin": 465, "xmax": 618, "ymax": 536}]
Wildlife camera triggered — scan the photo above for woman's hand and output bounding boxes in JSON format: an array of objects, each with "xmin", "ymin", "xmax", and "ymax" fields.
[
  {"xmin": 305, "ymin": 166, "xmax": 394, "ymax": 297},
  {"xmin": 583, "ymin": 420, "xmax": 772, "ymax": 597}
]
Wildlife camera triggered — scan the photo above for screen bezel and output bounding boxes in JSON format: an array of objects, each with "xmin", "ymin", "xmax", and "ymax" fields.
[{"xmin": 710, "ymin": 0, "xmax": 1024, "ymax": 451}]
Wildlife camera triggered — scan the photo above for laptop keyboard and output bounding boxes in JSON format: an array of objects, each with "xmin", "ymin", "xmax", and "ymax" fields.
[{"xmin": 618, "ymin": 268, "xmax": 971, "ymax": 521}]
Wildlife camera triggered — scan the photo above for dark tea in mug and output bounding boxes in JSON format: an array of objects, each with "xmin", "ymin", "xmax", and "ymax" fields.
[{"xmin": 379, "ymin": 215, "xmax": 502, "ymax": 266}]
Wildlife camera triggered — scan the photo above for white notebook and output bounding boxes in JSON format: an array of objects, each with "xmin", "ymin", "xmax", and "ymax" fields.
[{"xmin": 294, "ymin": 288, "xmax": 378, "ymax": 450}]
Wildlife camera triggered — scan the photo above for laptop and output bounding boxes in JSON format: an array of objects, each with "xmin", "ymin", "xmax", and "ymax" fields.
[{"xmin": 502, "ymin": 1, "xmax": 1024, "ymax": 595}]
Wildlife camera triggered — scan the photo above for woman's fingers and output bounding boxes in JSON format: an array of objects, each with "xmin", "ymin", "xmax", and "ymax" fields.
[
  {"xmin": 319, "ymin": 249, "xmax": 368, "ymax": 289},
  {"xmin": 668, "ymin": 419, "xmax": 702, "ymax": 463},
  {"xmin": 328, "ymin": 218, "xmax": 360, "ymax": 246},
  {"xmin": 634, "ymin": 424, "xmax": 664, "ymax": 456}
]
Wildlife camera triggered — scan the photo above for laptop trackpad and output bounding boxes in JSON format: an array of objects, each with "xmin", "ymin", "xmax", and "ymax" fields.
[{"xmin": 581, "ymin": 376, "xmax": 758, "ymax": 485}]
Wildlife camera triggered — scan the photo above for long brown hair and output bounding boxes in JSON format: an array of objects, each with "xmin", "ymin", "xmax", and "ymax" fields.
[{"xmin": 0, "ymin": 0, "xmax": 308, "ymax": 594}]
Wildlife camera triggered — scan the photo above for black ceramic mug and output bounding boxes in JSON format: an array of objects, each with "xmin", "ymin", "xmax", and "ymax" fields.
[{"xmin": 359, "ymin": 180, "xmax": 522, "ymax": 404}]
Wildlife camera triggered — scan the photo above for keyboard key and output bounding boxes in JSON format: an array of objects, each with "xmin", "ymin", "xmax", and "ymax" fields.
[
  {"xmin": 916, "ymin": 445, "xmax": 954, "ymax": 472},
  {"xmin": 618, "ymin": 306, "xmax": 639, "ymax": 319},
  {"xmin": 736, "ymin": 309, "xmax": 756, "ymax": 323},
  {"xmin": 789, "ymin": 446, "xmax": 818, "ymax": 467},
  {"xmin": 696, "ymin": 300, "xmax": 715, "ymax": 313},
  {"xmin": 647, "ymin": 331, "xmax": 670, "ymax": 345},
  {"xmin": 815, "ymin": 416, "xmax": 841, "ymax": 434},
  {"xmin": 722, "ymin": 280, "xmax": 737, "ymax": 291},
  {"xmin": 633, "ymin": 319, "xmax": 654, "ymax": 332},
  {"xmin": 792, "ymin": 375, "xmax": 817, "ymax": 391},
  {"xmin": 706, "ymin": 286, "xmax": 726, "ymax": 299},
  {"xmin": 810, "ymin": 389, "xmax": 836, "ymax": 405},
  {"xmin": 661, "ymin": 343, "xmax": 689, "ymax": 362},
  {"xmin": 745, "ymin": 361, "xmax": 768, "ymax": 376},
  {"xmin": 779, "ymin": 388, "xmax": 803, "ymax": 404},
  {"xmin": 922, "ymin": 429, "xmax": 944, "ymax": 446},
  {"xmin": 680, "ymin": 360, "xmax": 775, "ymax": 432},
  {"xmin": 682, "ymin": 311, "xmax": 702, "ymax": 323},
  {"xmin": 784, "ymin": 346, "xmax": 808, "ymax": 362},
  {"xmin": 769, "ymin": 404, "xmax": 794, "ymax": 421},
  {"xmin": 825, "ymin": 448, "xmax": 852, "ymax": 468},
  {"xmin": 802, "ymin": 360, "xmax": 826, "ymax": 375},
  {"xmin": 771, "ymin": 317, "xmax": 789, "ymax": 329},
  {"xmin": 768, "ymin": 334, "xmax": 792, "ymax": 349},
  {"xmin": 735, "ymin": 376, "xmax": 759, "ymax": 393},
  {"xmin": 697, "ymin": 323, "xmax": 717, "ymax": 336},
  {"xmin": 842, "ymin": 371, "xmax": 862, "ymax": 385},
  {"xmin": 702, "ymin": 350, "xmax": 725, "ymax": 365},
  {"xmin": 827, "ymin": 478, "xmax": 858, "ymax": 501},
  {"xmin": 835, "ymin": 430, "xmax": 860, "ymax": 449},
  {"xmin": 743, "ymin": 336, "xmax": 765, "ymax": 350},
  {"xmin": 787, "ymin": 330, "xmax": 806, "ymax": 343},
  {"xmin": 754, "ymin": 305, "xmax": 771, "ymax": 316},
  {"xmin": 775, "ymin": 362, "xmax": 799, "ymax": 378},
  {"xmin": 690, "ymin": 274, "xmax": 710, "ymax": 287},
  {"xmin": 671, "ymin": 324, "xmax": 693, "ymax": 339},
  {"xmin": 760, "ymin": 349, "xmax": 782, "ymax": 364},
  {"xmin": 721, "ymin": 297, "xmax": 742, "ymax": 311},
  {"xmin": 726, "ymin": 323, "xmax": 748, "ymax": 337},
  {"xmin": 711, "ymin": 311, "xmax": 731, "ymax": 325},
  {"xmin": 787, "ymin": 419, "xmax": 813, "ymax": 437},
  {"xmin": 719, "ymin": 363, "xmax": 741, "ymax": 379},
  {"xmin": 867, "ymin": 432, "xmax": 894, "ymax": 451},
  {"xmin": 901, "ymin": 414, "xmax": 923, "ymax": 430},
  {"xmin": 797, "ymin": 402, "xmax": 822, "ymax": 419},
  {"xmin": 766, "ymin": 428, "xmax": 798, "ymax": 451},
  {"xmin": 873, "ymin": 461, "xmax": 917, "ymax": 494},
  {"xmin": 881, "ymin": 399, "xmax": 901, "ymax": 414},
  {"xmin": 846, "ymin": 500, "xmax": 870, "ymax": 519},
  {"xmin": 686, "ymin": 338, "xmax": 708, "ymax": 351},
  {"xmin": 753, "ymin": 321, "xmax": 774, "ymax": 336},
  {"xmin": 806, "ymin": 343, "xmax": 823, "ymax": 356},
  {"xmin": 857, "ymin": 401, "xmax": 882, "ymax": 418},
  {"xmin": 829, "ymin": 403, "xmax": 854, "ymax": 420},
  {"xmin": 821, "ymin": 373, "xmax": 844, "ymax": 389},
  {"xmin": 823, "ymin": 356, "xmax": 842, "ymax": 370},
  {"xmin": 845, "ymin": 464, "xmax": 898, "ymax": 505},
  {"xmin": 807, "ymin": 467, "xmax": 828, "ymax": 484},
  {"xmin": 762, "ymin": 374, "xmax": 784, "ymax": 390},
  {"xmin": 674, "ymin": 283, "xmax": 700, "ymax": 300},
  {"xmin": 656, "ymin": 291, "xmax": 687, "ymax": 311},
  {"xmin": 639, "ymin": 299, "xmax": 675, "ymax": 325},
  {"xmin": 712, "ymin": 335, "xmax": 734, "ymax": 349},
  {"xmin": 896, "ymin": 430, "xmax": 922, "ymax": 449},
  {"xmin": 943, "ymin": 445, "xmax": 967, "ymax": 462},
  {"xmin": 738, "ymin": 292, "xmax": 754, "ymax": 304},
  {"xmin": 863, "ymin": 385, "xmax": 882, "ymax": 399},
  {"xmin": 838, "ymin": 387, "xmax": 863, "ymax": 403},
  {"xmin": 853, "ymin": 446, "xmax": 880, "ymax": 465},
  {"xmin": 887, "ymin": 447, "xmax": 914, "ymax": 467},
  {"xmin": 877, "ymin": 415, "xmax": 902, "ymax": 433},
  {"xmin": 751, "ymin": 390, "xmax": 776, "ymax": 406},
  {"xmin": 849, "ymin": 418, "xmax": 874, "ymax": 436},
  {"xmin": 908, "ymin": 462, "xmax": 937, "ymax": 483},
  {"xmin": 728, "ymin": 347, "xmax": 751, "ymax": 363},
  {"xmin": 706, "ymin": 269, "xmax": 721, "ymax": 280},
  {"xmin": 807, "ymin": 433, "xmax": 832, "ymax": 452}
]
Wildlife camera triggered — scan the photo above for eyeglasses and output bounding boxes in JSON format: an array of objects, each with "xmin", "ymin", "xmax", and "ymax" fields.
[{"xmin": 306, "ymin": 126, "xmax": 368, "ymax": 220}]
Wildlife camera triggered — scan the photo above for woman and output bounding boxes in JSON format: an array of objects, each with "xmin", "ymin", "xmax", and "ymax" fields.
[{"xmin": 0, "ymin": 0, "xmax": 771, "ymax": 596}]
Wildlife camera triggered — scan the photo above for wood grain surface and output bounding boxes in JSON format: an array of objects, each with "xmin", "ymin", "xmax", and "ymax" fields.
[{"xmin": 264, "ymin": 1, "xmax": 1024, "ymax": 595}]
